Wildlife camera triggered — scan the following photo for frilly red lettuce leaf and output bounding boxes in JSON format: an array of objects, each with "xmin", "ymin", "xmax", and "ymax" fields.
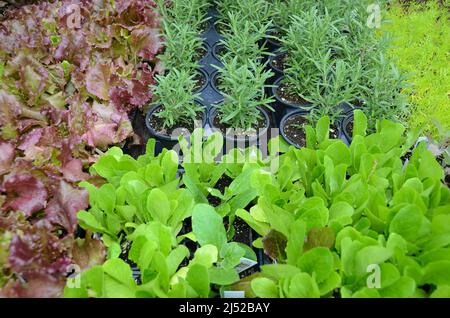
[
  {"xmin": 2, "ymin": 174, "xmax": 48, "ymax": 217},
  {"xmin": 45, "ymin": 180, "xmax": 88, "ymax": 233},
  {"xmin": 0, "ymin": 0, "xmax": 163, "ymax": 297},
  {"xmin": 86, "ymin": 62, "xmax": 111, "ymax": 101},
  {"xmin": 0, "ymin": 142, "xmax": 15, "ymax": 176},
  {"xmin": 0, "ymin": 272, "xmax": 66, "ymax": 298},
  {"xmin": 8, "ymin": 220, "xmax": 72, "ymax": 277}
]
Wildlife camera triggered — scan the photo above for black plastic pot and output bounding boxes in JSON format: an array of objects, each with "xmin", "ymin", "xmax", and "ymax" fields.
[
  {"xmin": 339, "ymin": 99, "xmax": 366, "ymax": 115},
  {"xmin": 211, "ymin": 41, "xmax": 225, "ymax": 62},
  {"xmin": 145, "ymin": 101, "xmax": 207, "ymax": 153},
  {"xmin": 280, "ymin": 109, "xmax": 311, "ymax": 148},
  {"xmin": 195, "ymin": 42, "xmax": 211, "ymax": 64},
  {"xmin": 272, "ymin": 76, "xmax": 313, "ymax": 109},
  {"xmin": 268, "ymin": 50, "xmax": 287, "ymax": 76},
  {"xmin": 281, "ymin": 109, "xmax": 347, "ymax": 148},
  {"xmin": 194, "ymin": 68, "xmax": 209, "ymax": 93},
  {"xmin": 208, "ymin": 106, "xmax": 271, "ymax": 153},
  {"xmin": 131, "ymin": 265, "xmax": 141, "ymax": 284},
  {"xmin": 210, "ymin": 70, "xmax": 228, "ymax": 100},
  {"xmin": 341, "ymin": 112, "xmax": 354, "ymax": 144},
  {"xmin": 264, "ymin": 30, "xmax": 283, "ymax": 52},
  {"xmin": 269, "ymin": 76, "xmax": 313, "ymax": 127}
]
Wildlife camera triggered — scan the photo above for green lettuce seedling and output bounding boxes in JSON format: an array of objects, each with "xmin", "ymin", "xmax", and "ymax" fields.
[{"xmin": 235, "ymin": 110, "xmax": 450, "ymax": 298}]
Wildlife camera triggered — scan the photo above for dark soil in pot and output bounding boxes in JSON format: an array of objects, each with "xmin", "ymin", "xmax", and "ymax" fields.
[
  {"xmin": 329, "ymin": 124, "xmax": 339, "ymax": 139},
  {"xmin": 199, "ymin": 19, "xmax": 211, "ymax": 34},
  {"xmin": 194, "ymin": 69, "xmax": 208, "ymax": 92},
  {"xmin": 212, "ymin": 113, "xmax": 268, "ymax": 139},
  {"xmin": 212, "ymin": 42, "xmax": 227, "ymax": 61},
  {"xmin": 207, "ymin": 174, "xmax": 233, "ymax": 207},
  {"xmin": 345, "ymin": 121, "xmax": 353, "ymax": 137},
  {"xmin": 222, "ymin": 216, "xmax": 254, "ymax": 248},
  {"xmin": 277, "ymin": 82, "xmax": 310, "ymax": 106},
  {"xmin": 270, "ymin": 51, "xmax": 288, "ymax": 72},
  {"xmin": 180, "ymin": 218, "xmax": 198, "ymax": 260},
  {"xmin": 282, "ymin": 113, "xmax": 309, "ymax": 148},
  {"xmin": 147, "ymin": 106, "xmax": 205, "ymax": 139},
  {"xmin": 282, "ymin": 112, "xmax": 341, "ymax": 148},
  {"xmin": 273, "ymin": 77, "xmax": 312, "ymax": 108},
  {"xmin": 445, "ymin": 173, "xmax": 450, "ymax": 188},
  {"xmin": 232, "ymin": 217, "xmax": 253, "ymax": 246},
  {"xmin": 195, "ymin": 45, "xmax": 208, "ymax": 62},
  {"xmin": 402, "ymin": 151, "xmax": 413, "ymax": 162}
]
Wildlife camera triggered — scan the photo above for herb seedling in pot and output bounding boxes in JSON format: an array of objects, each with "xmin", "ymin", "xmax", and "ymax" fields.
[
  {"xmin": 278, "ymin": 10, "xmax": 342, "ymax": 107},
  {"xmin": 148, "ymin": 69, "xmax": 205, "ymax": 138},
  {"xmin": 269, "ymin": 0, "xmax": 310, "ymax": 44},
  {"xmin": 215, "ymin": 0, "xmax": 272, "ymax": 33},
  {"xmin": 211, "ymin": 59, "xmax": 274, "ymax": 137},
  {"xmin": 217, "ymin": 12, "xmax": 272, "ymax": 64},
  {"xmin": 157, "ymin": 0, "xmax": 211, "ymax": 33},
  {"xmin": 159, "ymin": 20, "xmax": 206, "ymax": 74}
]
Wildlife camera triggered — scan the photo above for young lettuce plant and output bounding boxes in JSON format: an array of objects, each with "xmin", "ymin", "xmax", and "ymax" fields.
[
  {"xmin": 191, "ymin": 204, "xmax": 257, "ymax": 287},
  {"xmin": 76, "ymin": 141, "xmax": 194, "ymax": 251},
  {"xmin": 179, "ymin": 129, "xmax": 228, "ymax": 203},
  {"xmin": 179, "ymin": 129, "xmax": 265, "ymax": 239},
  {"xmin": 235, "ymin": 111, "xmax": 450, "ymax": 298},
  {"xmin": 151, "ymin": 69, "xmax": 204, "ymax": 129},
  {"xmin": 215, "ymin": 58, "xmax": 274, "ymax": 130},
  {"xmin": 65, "ymin": 204, "xmax": 256, "ymax": 298},
  {"xmin": 64, "ymin": 221, "xmax": 210, "ymax": 297}
]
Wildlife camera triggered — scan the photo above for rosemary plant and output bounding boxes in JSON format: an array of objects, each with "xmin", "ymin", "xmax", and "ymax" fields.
[
  {"xmin": 215, "ymin": 58, "xmax": 274, "ymax": 130},
  {"xmin": 156, "ymin": 0, "xmax": 211, "ymax": 32},
  {"xmin": 151, "ymin": 69, "xmax": 204, "ymax": 129},
  {"xmin": 360, "ymin": 52, "xmax": 410, "ymax": 127},
  {"xmin": 218, "ymin": 12, "xmax": 272, "ymax": 64},
  {"xmin": 270, "ymin": 0, "xmax": 313, "ymax": 34},
  {"xmin": 280, "ymin": 11, "xmax": 342, "ymax": 102},
  {"xmin": 308, "ymin": 58, "xmax": 363, "ymax": 123},
  {"xmin": 216, "ymin": 0, "xmax": 271, "ymax": 30},
  {"xmin": 159, "ymin": 20, "xmax": 204, "ymax": 73}
]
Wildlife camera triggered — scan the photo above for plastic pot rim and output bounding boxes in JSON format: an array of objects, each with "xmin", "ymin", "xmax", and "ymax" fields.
[
  {"xmin": 145, "ymin": 101, "xmax": 207, "ymax": 142},
  {"xmin": 208, "ymin": 105, "xmax": 271, "ymax": 142},
  {"xmin": 271, "ymin": 76, "xmax": 314, "ymax": 109}
]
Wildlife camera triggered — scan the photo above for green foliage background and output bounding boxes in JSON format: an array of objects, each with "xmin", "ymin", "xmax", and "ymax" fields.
[{"xmin": 383, "ymin": 2, "xmax": 449, "ymax": 138}]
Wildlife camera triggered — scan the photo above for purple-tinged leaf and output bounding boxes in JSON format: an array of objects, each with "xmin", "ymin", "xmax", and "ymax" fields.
[
  {"xmin": 45, "ymin": 180, "xmax": 88, "ymax": 233},
  {"xmin": 0, "ymin": 142, "xmax": 15, "ymax": 176},
  {"xmin": 86, "ymin": 62, "xmax": 111, "ymax": 100},
  {"xmin": 304, "ymin": 227, "xmax": 336, "ymax": 252},
  {"xmin": 3, "ymin": 174, "xmax": 48, "ymax": 217},
  {"xmin": 262, "ymin": 230, "xmax": 287, "ymax": 261}
]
